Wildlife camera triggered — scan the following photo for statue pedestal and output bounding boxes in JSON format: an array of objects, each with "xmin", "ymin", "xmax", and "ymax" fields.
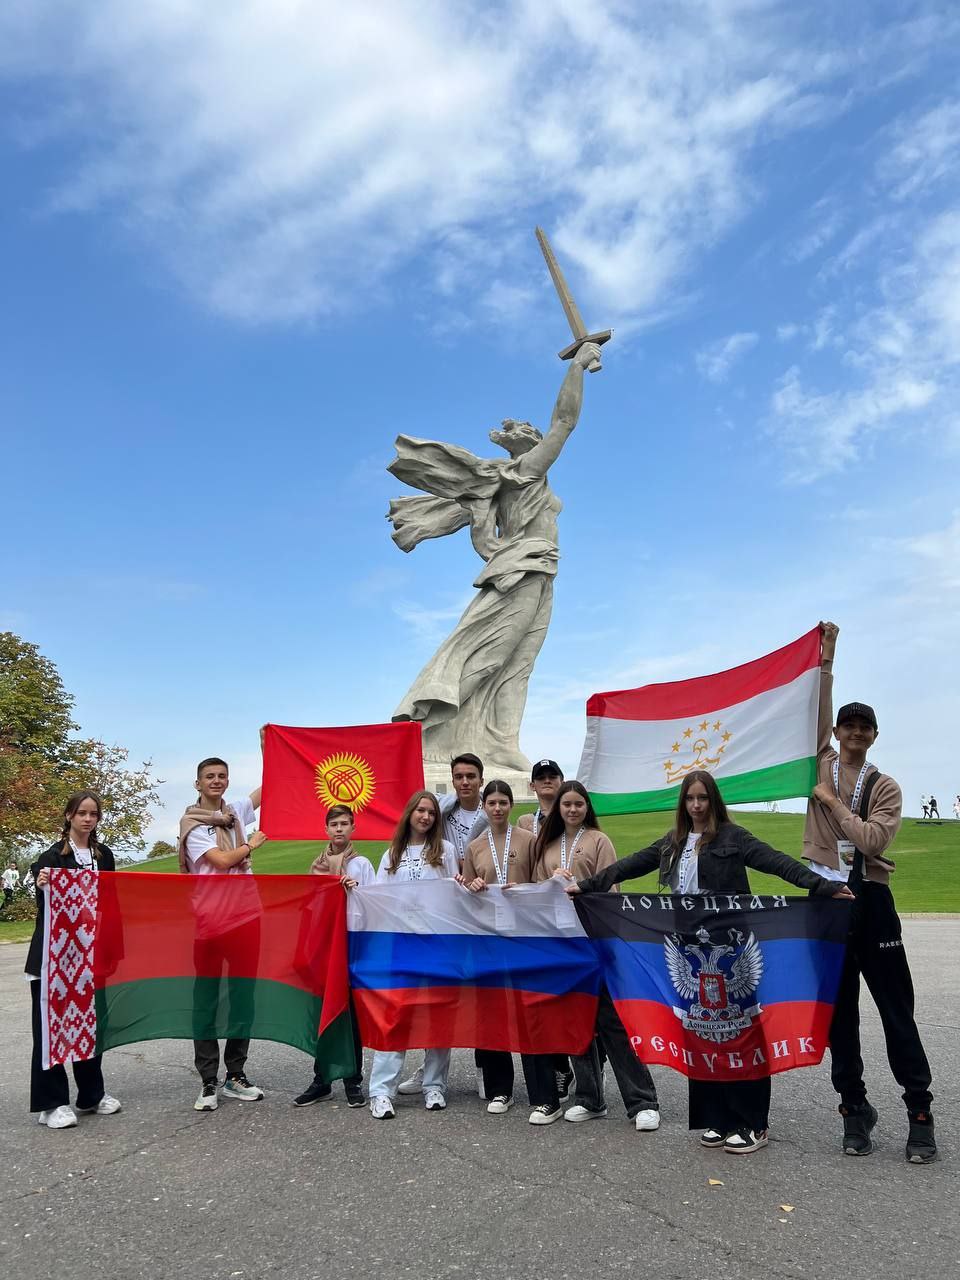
[{"xmin": 423, "ymin": 759, "xmax": 535, "ymax": 803}]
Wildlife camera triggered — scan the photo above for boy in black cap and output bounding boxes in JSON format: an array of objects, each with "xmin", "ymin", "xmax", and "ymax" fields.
[
  {"xmin": 802, "ymin": 622, "xmax": 935, "ymax": 1163},
  {"xmin": 518, "ymin": 759, "xmax": 564, "ymax": 840}
]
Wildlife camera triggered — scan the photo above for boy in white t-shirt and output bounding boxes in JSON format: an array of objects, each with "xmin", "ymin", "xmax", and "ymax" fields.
[{"xmin": 178, "ymin": 755, "xmax": 267, "ymax": 1112}]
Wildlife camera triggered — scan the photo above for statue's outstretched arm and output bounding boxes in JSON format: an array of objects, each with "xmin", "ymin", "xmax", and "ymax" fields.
[{"xmin": 518, "ymin": 342, "xmax": 601, "ymax": 478}]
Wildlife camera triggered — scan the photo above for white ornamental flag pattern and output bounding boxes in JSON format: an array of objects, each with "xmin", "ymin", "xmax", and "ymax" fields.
[{"xmin": 41, "ymin": 869, "xmax": 99, "ymax": 1070}]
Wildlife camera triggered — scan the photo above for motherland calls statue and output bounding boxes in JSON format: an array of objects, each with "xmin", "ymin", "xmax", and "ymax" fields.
[{"xmin": 386, "ymin": 230, "xmax": 610, "ymax": 792}]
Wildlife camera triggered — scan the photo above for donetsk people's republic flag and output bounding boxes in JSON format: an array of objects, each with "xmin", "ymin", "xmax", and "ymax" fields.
[
  {"xmin": 347, "ymin": 879, "xmax": 600, "ymax": 1054},
  {"xmin": 576, "ymin": 892, "xmax": 849, "ymax": 1081},
  {"xmin": 260, "ymin": 721, "xmax": 424, "ymax": 840},
  {"xmin": 577, "ymin": 626, "xmax": 821, "ymax": 814},
  {"xmin": 40, "ymin": 869, "xmax": 353, "ymax": 1072}
]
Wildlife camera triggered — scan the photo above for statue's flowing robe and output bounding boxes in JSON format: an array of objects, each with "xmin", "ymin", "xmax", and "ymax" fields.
[{"xmin": 387, "ymin": 435, "xmax": 560, "ymax": 771}]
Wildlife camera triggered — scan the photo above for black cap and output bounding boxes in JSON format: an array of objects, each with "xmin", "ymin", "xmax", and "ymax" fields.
[
  {"xmin": 531, "ymin": 758, "xmax": 563, "ymax": 781},
  {"xmin": 836, "ymin": 702, "xmax": 878, "ymax": 731}
]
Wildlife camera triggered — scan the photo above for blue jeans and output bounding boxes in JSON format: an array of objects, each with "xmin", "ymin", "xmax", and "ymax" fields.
[{"xmin": 368, "ymin": 1048, "xmax": 450, "ymax": 1099}]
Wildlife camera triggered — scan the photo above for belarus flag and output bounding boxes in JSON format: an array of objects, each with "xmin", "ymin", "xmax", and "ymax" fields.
[
  {"xmin": 577, "ymin": 626, "xmax": 821, "ymax": 815},
  {"xmin": 261, "ymin": 721, "xmax": 424, "ymax": 840},
  {"xmin": 347, "ymin": 879, "xmax": 600, "ymax": 1053},
  {"xmin": 41, "ymin": 870, "xmax": 353, "ymax": 1072}
]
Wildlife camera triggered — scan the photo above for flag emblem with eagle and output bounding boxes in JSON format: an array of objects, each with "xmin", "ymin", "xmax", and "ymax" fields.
[{"xmin": 665, "ymin": 925, "xmax": 764, "ymax": 1043}]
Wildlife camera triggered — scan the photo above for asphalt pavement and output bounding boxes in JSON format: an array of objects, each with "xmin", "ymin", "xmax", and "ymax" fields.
[{"xmin": 1, "ymin": 921, "xmax": 956, "ymax": 1280}]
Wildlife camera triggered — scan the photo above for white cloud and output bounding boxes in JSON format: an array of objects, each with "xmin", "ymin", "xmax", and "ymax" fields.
[
  {"xmin": 695, "ymin": 331, "xmax": 758, "ymax": 382},
  {"xmin": 0, "ymin": 1, "xmax": 913, "ymax": 328},
  {"xmin": 788, "ymin": 196, "xmax": 846, "ymax": 262},
  {"xmin": 770, "ymin": 366, "xmax": 936, "ymax": 479},
  {"xmin": 392, "ymin": 593, "xmax": 471, "ymax": 647},
  {"xmin": 878, "ymin": 99, "xmax": 960, "ymax": 199},
  {"xmin": 768, "ymin": 198, "xmax": 960, "ymax": 480},
  {"xmin": 899, "ymin": 510, "xmax": 960, "ymax": 597}
]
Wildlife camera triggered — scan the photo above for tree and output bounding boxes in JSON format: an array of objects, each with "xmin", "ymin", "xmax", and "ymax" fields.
[
  {"xmin": 0, "ymin": 631, "xmax": 163, "ymax": 854},
  {"xmin": 147, "ymin": 839, "xmax": 177, "ymax": 860}
]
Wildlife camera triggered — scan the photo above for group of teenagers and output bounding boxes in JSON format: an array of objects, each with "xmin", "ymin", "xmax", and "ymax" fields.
[{"xmin": 25, "ymin": 623, "xmax": 938, "ymax": 1163}]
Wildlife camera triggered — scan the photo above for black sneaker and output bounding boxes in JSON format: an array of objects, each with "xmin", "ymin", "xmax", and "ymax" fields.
[
  {"xmin": 556, "ymin": 1069, "xmax": 574, "ymax": 1103},
  {"xmin": 293, "ymin": 1078, "xmax": 333, "ymax": 1107},
  {"xmin": 840, "ymin": 1102, "xmax": 878, "ymax": 1156},
  {"xmin": 344, "ymin": 1083, "xmax": 365, "ymax": 1108},
  {"xmin": 906, "ymin": 1112, "xmax": 937, "ymax": 1164}
]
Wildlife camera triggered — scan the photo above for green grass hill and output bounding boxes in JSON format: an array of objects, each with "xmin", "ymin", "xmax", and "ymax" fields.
[{"xmin": 3, "ymin": 810, "xmax": 956, "ymax": 944}]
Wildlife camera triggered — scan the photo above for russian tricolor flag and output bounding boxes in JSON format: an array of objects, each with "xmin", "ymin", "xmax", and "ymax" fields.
[
  {"xmin": 347, "ymin": 879, "xmax": 600, "ymax": 1053},
  {"xmin": 575, "ymin": 893, "xmax": 849, "ymax": 1081}
]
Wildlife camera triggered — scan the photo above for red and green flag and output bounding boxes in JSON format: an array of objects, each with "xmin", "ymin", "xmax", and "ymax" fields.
[
  {"xmin": 40, "ymin": 870, "xmax": 353, "ymax": 1072},
  {"xmin": 578, "ymin": 627, "xmax": 821, "ymax": 815},
  {"xmin": 260, "ymin": 720, "xmax": 424, "ymax": 840}
]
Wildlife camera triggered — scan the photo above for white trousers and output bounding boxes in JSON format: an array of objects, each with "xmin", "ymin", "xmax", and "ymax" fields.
[{"xmin": 368, "ymin": 1049, "xmax": 451, "ymax": 1099}]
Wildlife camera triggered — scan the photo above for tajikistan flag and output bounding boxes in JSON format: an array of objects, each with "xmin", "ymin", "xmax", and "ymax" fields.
[{"xmin": 577, "ymin": 627, "xmax": 821, "ymax": 815}]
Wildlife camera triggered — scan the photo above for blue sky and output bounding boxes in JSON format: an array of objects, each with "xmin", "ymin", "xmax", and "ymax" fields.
[{"xmin": 2, "ymin": 1, "xmax": 958, "ymax": 843}]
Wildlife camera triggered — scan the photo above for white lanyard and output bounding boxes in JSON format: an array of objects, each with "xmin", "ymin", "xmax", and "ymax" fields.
[
  {"xmin": 402, "ymin": 846, "xmax": 424, "ymax": 881},
  {"xmin": 69, "ymin": 840, "xmax": 96, "ymax": 871},
  {"xmin": 450, "ymin": 807, "xmax": 475, "ymax": 860},
  {"xmin": 833, "ymin": 759, "xmax": 872, "ymax": 815},
  {"xmin": 532, "ymin": 810, "xmax": 542, "ymax": 838},
  {"xmin": 559, "ymin": 826, "xmax": 585, "ymax": 871},
  {"xmin": 486, "ymin": 825, "xmax": 512, "ymax": 885}
]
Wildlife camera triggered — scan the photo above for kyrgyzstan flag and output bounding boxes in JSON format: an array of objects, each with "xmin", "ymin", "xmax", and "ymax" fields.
[{"xmin": 260, "ymin": 721, "xmax": 424, "ymax": 840}]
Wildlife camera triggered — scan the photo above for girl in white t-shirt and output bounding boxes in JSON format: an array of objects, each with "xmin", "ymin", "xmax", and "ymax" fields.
[
  {"xmin": 293, "ymin": 805, "xmax": 374, "ymax": 1109},
  {"xmin": 368, "ymin": 791, "xmax": 458, "ymax": 1119}
]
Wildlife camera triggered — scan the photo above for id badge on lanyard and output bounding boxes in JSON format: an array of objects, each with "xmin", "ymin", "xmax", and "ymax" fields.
[{"xmin": 833, "ymin": 759, "xmax": 871, "ymax": 881}]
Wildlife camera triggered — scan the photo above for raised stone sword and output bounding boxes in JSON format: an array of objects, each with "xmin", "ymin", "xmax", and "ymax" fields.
[{"xmin": 535, "ymin": 225, "xmax": 612, "ymax": 372}]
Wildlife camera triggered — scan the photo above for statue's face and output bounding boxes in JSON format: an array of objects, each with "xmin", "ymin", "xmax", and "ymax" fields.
[{"xmin": 489, "ymin": 418, "xmax": 541, "ymax": 456}]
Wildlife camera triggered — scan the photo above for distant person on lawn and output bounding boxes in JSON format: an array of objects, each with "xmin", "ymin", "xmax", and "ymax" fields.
[
  {"xmin": 179, "ymin": 754, "xmax": 267, "ymax": 1113},
  {"xmin": 802, "ymin": 621, "xmax": 936, "ymax": 1164},
  {"xmin": 2, "ymin": 861, "xmax": 19, "ymax": 906},
  {"xmin": 927, "ymin": 795, "xmax": 940, "ymax": 820}
]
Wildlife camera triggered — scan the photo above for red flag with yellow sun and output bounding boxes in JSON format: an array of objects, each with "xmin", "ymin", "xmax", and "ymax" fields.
[{"xmin": 260, "ymin": 722, "xmax": 424, "ymax": 840}]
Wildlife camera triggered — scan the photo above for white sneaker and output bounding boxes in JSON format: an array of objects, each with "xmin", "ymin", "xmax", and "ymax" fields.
[
  {"xmin": 78, "ymin": 1094, "xmax": 122, "ymax": 1116},
  {"xmin": 528, "ymin": 1104, "xmax": 563, "ymax": 1126},
  {"xmin": 221, "ymin": 1074, "xmax": 264, "ymax": 1101},
  {"xmin": 397, "ymin": 1067, "xmax": 424, "ymax": 1095},
  {"xmin": 635, "ymin": 1109, "xmax": 661, "ymax": 1131},
  {"xmin": 37, "ymin": 1106, "xmax": 77, "ymax": 1129},
  {"xmin": 194, "ymin": 1083, "xmax": 219, "ymax": 1111},
  {"xmin": 424, "ymin": 1088, "xmax": 446, "ymax": 1111},
  {"xmin": 486, "ymin": 1095, "xmax": 514, "ymax": 1115},
  {"xmin": 565, "ymin": 1104, "xmax": 607, "ymax": 1122},
  {"xmin": 370, "ymin": 1096, "xmax": 395, "ymax": 1120}
]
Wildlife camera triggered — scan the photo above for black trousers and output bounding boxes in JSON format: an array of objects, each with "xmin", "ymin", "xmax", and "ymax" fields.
[
  {"xmin": 314, "ymin": 998, "xmax": 363, "ymax": 1087},
  {"xmin": 29, "ymin": 979, "xmax": 106, "ymax": 1113},
  {"xmin": 192, "ymin": 917, "xmax": 261, "ymax": 1084},
  {"xmin": 688, "ymin": 1077, "xmax": 771, "ymax": 1133},
  {"xmin": 521, "ymin": 1054, "xmax": 559, "ymax": 1108},
  {"xmin": 571, "ymin": 987, "xmax": 659, "ymax": 1117},
  {"xmin": 829, "ymin": 881, "xmax": 933, "ymax": 1113},
  {"xmin": 477, "ymin": 1050, "xmax": 515, "ymax": 1099}
]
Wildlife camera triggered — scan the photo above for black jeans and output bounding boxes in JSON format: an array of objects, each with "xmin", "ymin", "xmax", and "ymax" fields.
[
  {"xmin": 192, "ymin": 916, "xmax": 261, "ymax": 1084},
  {"xmin": 29, "ymin": 979, "xmax": 106, "ymax": 1113},
  {"xmin": 477, "ymin": 1050, "xmax": 514, "ymax": 1099},
  {"xmin": 570, "ymin": 987, "xmax": 659, "ymax": 1117},
  {"xmin": 521, "ymin": 1054, "xmax": 559, "ymax": 1108},
  {"xmin": 829, "ymin": 881, "xmax": 933, "ymax": 1113},
  {"xmin": 688, "ymin": 1077, "xmax": 770, "ymax": 1132},
  {"xmin": 314, "ymin": 999, "xmax": 363, "ymax": 1088}
]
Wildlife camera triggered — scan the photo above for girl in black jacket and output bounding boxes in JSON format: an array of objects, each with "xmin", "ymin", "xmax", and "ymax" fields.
[
  {"xmin": 26, "ymin": 791, "xmax": 122, "ymax": 1129},
  {"xmin": 568, "ymin": 770, "xmax": 852, "ymax": 1154}
]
